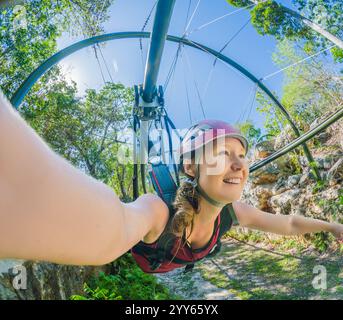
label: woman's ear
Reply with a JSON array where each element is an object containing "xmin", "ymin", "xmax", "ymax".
[{"xmin": 183, "ymin": 163, "xmax": 196, "ymax": 178}]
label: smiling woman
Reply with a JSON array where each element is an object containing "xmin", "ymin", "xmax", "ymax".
[
  {"xmin": 130, "ymin": 120, "xmax": 250, "ymax": 273},
  {"xmin": 0, "ymin": 91, "xmax": 342, "ymax": 272},
  {"xmin": 130, "ymin": 118, "xmax": 343, "ymax": 274},
  {"xmin": 179, "ymin": 120, "xmax": 249, "ymax": 207},
  {"xmin": 170, "ymin": 120, "xmax": 249, "ymax": 239}
]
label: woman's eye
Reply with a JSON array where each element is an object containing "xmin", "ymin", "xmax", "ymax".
[
  {"xmin": 218, "ymin": 151, "xmax": 245, "ymax": 159},
  {"xmin": 219, "ymin": 151, "xmax": 229, "ymax": 156}
]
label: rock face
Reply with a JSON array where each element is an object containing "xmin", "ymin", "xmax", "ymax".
[
  {"xmin": 242, "ymin": 120, "xmax": 343, "ymax": 223},
  {"xmin": 0, "ymin": 259, "xmax": 111, "ymax": 300}
]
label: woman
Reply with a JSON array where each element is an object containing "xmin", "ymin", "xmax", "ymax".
[
  {"xmin": 0, "ymin": 92, "xmax": 342, "ymax": 270},
  {"xmin": 130, "ymin": 120, "xmax": 343, "ymax": 273}
]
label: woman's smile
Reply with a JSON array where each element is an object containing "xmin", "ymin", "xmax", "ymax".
[{"xmin": 223, "ymin": 181, "xmax": 241, "ymax": 186}]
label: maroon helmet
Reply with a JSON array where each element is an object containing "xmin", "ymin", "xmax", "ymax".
[{"xmin": 179, "ymin": 119, "xmax": 248, "ymax": 158}]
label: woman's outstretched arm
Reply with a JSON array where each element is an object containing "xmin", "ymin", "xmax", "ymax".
[
  {"xmin": 233, "ymin": 201, "xmax": 343, "ymax": 240},
  {"xmin": 0, "ymin": 92, "xmax": 157, "ymax": 266}
]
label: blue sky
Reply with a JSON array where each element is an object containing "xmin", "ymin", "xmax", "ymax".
[{"xmin": 56, "ymin": 0, "xmax": 304, "ymax": 134}]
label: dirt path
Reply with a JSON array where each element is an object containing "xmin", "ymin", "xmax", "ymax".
[
  {"xmin": 155, "ymin": 239, "xmax": 343, "ymax": 300},
  {"xmin": 155, "ymin": 263, "xmax": 239, "ymax": 300}
]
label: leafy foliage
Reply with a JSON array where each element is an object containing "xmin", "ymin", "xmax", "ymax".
[
  {"xmin": 237, "ymin": 120, "xmax": 262, "ymax": 156},
  {"xmin": 255, "ymin": 89, "xmax": 285, "ymax": 137},
  {"xmin": 21, "ymin": 81, "xmax": 136, "ymax": 201},
  {"xmin": 256, "ymin": 40, "xmax": 342, "ymax": 139},
  {"xmin": 70, "ymin": 253, "xmax": 180, "ymax": 300},
  {"xmin": 0, "ymin": 0, "xmax": 139, "ymax": 200},
  {"xmin": 273, "ymin": 40, "xmax": 342, "ymax": 121},
  {"xmin": 314, "ymin": 188, "xmax": 343, "ymax": 223},
  {"xmin": 227, "ymin": 0, "xmax": 343, "ymax": 62},
  {"xmin": 0, "ymin": 0, "xmax": 114, "ymax": 97},
  {"xmin": 250, "ymin": 0, "xmax": 311, "ymax": 40}
]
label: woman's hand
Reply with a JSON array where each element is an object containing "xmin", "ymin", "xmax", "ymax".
[{"xmin": 330, "ymin": 223, "xmax": 343, "ymax": 242}]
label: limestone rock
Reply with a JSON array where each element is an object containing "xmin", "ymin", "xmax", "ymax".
[
  {"xmin": 273, "ymin": 124, "xmax": 297, "ymax": 150},
  {"xmin": 287, "ymin": 174, "xmax": 301, "ymax": 188},
  {"xmin": 271, "ymin": 177, "xmax": 288, "ymax": 195},
  {"xmin": 327, "ymin": 157, "xmax": 343, "ymax": 183},
  {"xmin": 273, "ymin": 155, "xmax": 297, "ymax": 174},
  {"xmin": 0, "ymin": 259, "xmax": 112, "ymax": 300},
  {"xmin": 250, "ymin": 164, "xmax": 281, "ymax": 185},
  {"xmin": 254, "ymin": 139, "xmax": 275, "ymax": 159},
  {"xmin": 316, "ymin": 132, "xmax": 331, "ymax": 144},
  {"xmin": 298, "ymin": 170, "xmax": 312, "ymax": 187},
  {"xmin": 270, "ymin": 189, "xmax": 301, "ymax": 215},
  {"xmin": 242, "ymin": 184, "xmax": 274, "ymax": 212}
]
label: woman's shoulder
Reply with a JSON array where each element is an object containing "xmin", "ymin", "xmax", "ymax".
[
  {"xmin": 138, "ymin": 193, "xmax": 170, "ymax": 214},
  {"xmin": 140, "ymin": 193, "xmax": 171, "ymax": 244}
]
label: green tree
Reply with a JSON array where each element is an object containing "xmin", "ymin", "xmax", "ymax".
[
  {"xmin": 237, "ymin": 120, "xmax": 262, "ymax": 152},
  {"xmin": 0, "ymin": 0, "xmax": 114, "ymax": 97},
  {"xmin": 0, "ymin": 1, "xmax": 139, "ymax": 200},
  {"xmin": 227, "ymin": 0, "xmax": 343, "ymax": 61},
  {"xmin": 273, "ymin": 40, "xmax": 342, "ymax": 130},
  {"xmin": 255, "ymin": 90, "xmax": 285, "ymax": 137},
  {"xmin": 67, "ymin": 0, "xmax": 112, "ymax": 37},
  {"xmin": 22, "ymin": 81, "xmax": 136, "ymax": 201},
  {"xmin": 255, "ymin": 39, "xmax": 342, "ymax": 147}
]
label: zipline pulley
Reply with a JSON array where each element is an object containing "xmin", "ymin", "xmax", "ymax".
[{"xmin": 133, "ymin": 85, "xmax": 166, "ymax": 121}]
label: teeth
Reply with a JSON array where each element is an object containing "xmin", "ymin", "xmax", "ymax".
[{"xmin": 224, "ymin": 178, "xmax": 241, "ymax": 184}]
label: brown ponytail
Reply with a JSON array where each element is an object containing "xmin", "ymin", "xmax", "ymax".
[
  {"xmin": 161, "ymin": 175, "xmax": 201, "ymax": 265},
  {"xmin": 171, "ymin": 178, "xmax": 200, "ymax": 239},
  {"xmin": 170, "ymin": 151, "xmax": 202, "ymax": 240},
  {"xmin": 163, "ymin": 155, "xmax": 203, "ymax": 264}
]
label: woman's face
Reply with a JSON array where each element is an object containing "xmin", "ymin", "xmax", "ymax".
[{"xmin": 196, "ymin": 136, "xmax": 249, "ymax": 203}]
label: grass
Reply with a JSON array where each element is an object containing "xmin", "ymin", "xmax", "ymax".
[
  {"xmin": 199, "ymin": 240, "xmax": 342, "ymax": 300},
  {"xmin": 225, "ymin": 227, "xmax": 341, "ymax": 255}
]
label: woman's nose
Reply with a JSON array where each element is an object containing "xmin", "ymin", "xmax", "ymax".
[{"xmin": 230, "ymin": 156, "xmax": 243, "ymax": 171}]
